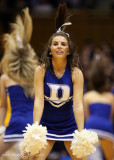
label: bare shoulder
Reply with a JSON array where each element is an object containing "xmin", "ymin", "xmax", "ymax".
[
  {"xmin": 1, "ymin": 74, "xmax": 9, "ymax": 82},
  {"xmin": 35, "ymin": 65, "xmax": 45, "ymax": 74},
  {"xmin": 35, "ymin": 65, "xmax": 46, "ymax": 78},
  {"xmin": 72, "ymin": 67, "xmax": 83, "ymax": 75},
  {"xmin": 104, "ymin": 92, "xmax": 114, "ymax": 103},
  {"xmin": 0, "ymin": 74, "xmax": 9, "ymax": 87},
  {"xmin": 84, "ymin": 90, "xmax": 95, "ymax": 97},
  {"xmin": 72, "ymin": 67, "xmax": 84, "ymax": 83},
  {"xmin": 84, "ymin": 90, "xmax": 95, "ymax": 101}
]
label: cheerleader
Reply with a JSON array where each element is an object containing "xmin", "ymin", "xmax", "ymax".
[
  {"xmin": 0, "ymin": 7, "xmax": 38, "ymax": 156},
  {"xmin": 33, "ymin": 3, "xmax": 85, "ymax": 160}
]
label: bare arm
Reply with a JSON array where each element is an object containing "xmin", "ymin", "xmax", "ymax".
[
  {"xmin": 72, "ymin": 68, "xmax": 84, "ymax": 132},
  {"xmin": 33, "ymin": 66, "xmax": 45, "ymax": 124},
  {"xmin": 83, "ymin": 93, "xmax": 90, "ymax": 120},
  {"xmin": 0, "ymin": 75, "xmax": 7, "ymax": 126}
]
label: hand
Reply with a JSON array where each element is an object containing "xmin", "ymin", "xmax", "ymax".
[{"xmin": 0, "ymin": 125, "xmax": 6, "ymax": 135}]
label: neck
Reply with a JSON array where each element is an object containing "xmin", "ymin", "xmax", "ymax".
[
  {"xmin": 52, "ymin": 58, "xmax": 67, "ymax": 71},
  {"xmin": 52, "ymin": 58, "xmax": 67, "ymax": 78}
]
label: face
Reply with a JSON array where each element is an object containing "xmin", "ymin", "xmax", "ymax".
[{"xmin": 50, "ymin": 36, "xmax": 69, "ymax": 58}]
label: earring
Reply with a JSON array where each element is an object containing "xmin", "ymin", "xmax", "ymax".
[
  {"xmin": 68, "ymin": 53, "xmax": 70, "ymax": 55},
  {"xmin": 49, "ymin": 52, "xmax": 51, "ymax": 55}
]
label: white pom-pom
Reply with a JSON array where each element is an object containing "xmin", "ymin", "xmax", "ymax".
[
  {"xmin": 21, "ymin": 122, "xmax": 47, "ymax": 155},
  {"xmin": 71, "ymin": 129, "xmax": 98, "ymax": 158}
]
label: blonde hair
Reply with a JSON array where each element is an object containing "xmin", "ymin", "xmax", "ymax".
[{"xmin": 1, "ymin": 8, "xmax": 38, "ymax": 98}]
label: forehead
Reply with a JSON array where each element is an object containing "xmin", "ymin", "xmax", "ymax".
[{"xmin": 52, "ymin": 36, "xmax": 68, "ymax": 43}]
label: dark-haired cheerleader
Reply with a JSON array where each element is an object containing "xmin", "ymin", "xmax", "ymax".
[{"xmin": 34, "ymin": 3, "xmax": 85, "ymax": 160}]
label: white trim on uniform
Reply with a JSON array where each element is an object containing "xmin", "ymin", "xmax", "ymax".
[
  {"xmin": 46, "ymin": 133, "xmax": 74, "ymax": 137},
  {"xmin": 4, "ymin": 134, "xmax": 24, "ymax": 138},
  {"xmin": 47, "ymin": 137, "xmax": 73, "ymax": 141},
  {"xmin": 92, "ymin": 129, "xmax": 114, "ymax": 141},
  {"xmin": 4, "ymin": 138, "xmax": 24, "ymax": 142}
]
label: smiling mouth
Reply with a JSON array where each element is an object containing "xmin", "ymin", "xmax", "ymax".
[{"xmin": 56, "ymin": 51, "xmax": 63, "ymax": 54}]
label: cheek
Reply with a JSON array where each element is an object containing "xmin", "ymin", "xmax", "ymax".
[
  {"xmin": 51, "ymin": 46, "xmax": 56, "ymax": 53},
  {"xmin": 65, "ymin": 47, "xmax": 69, "ymax": 53},
  {"xmin": 50, "ymin": 47, "xmax": 54, "ymax": 53}
]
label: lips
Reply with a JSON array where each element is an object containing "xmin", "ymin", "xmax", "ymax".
[{"xmin": 56, "ymin": 51, "xmax": 63, "ymax": 54}]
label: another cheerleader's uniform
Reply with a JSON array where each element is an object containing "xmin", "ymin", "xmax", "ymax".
[
  {"xmin": 85, "ymin": 103, "xmax": 114, "ymax": 141},
  {"xmin": 4, "ymin": 85, "xmax": 34, "ymax": 142},
  {"xmin": 40, "ymin": 64, "xmax": 77, "ymax": 141}
]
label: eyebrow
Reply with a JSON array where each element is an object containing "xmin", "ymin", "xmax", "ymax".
[{"xmin": 53, "ymin": 41, "xmax": 67, "ymax": 43}]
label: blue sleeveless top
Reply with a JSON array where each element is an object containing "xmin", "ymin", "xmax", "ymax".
[
  {"xmin": 40, "ymin": 65, "xmax": 77, "ymax": 141},
  {"xmin": 4, "ymin": 85, "xmax": 34, "ymax": 142},
  {"xmin": 85, "ymin": 103, "xmax": 114, "ymax": 140}
]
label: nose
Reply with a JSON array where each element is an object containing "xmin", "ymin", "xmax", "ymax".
[{"xmin": 58, "ymin": 43, "xmax": 62, "ymax": 48}]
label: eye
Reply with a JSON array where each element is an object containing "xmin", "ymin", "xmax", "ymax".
[
  {"xmin": 53, "ymin": 42, "xmax": 58, "ymax": 46},
  {"xmin": 62, "ymin": 43, "xmax": 67, "ymax": 46}
]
